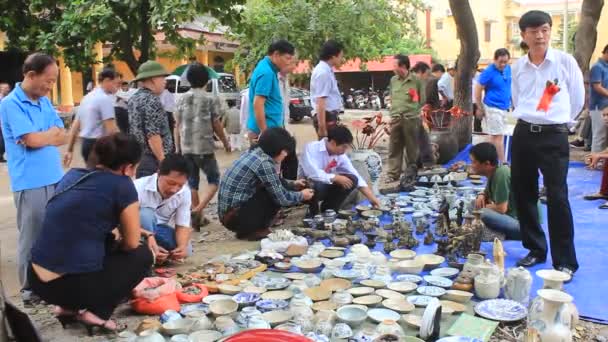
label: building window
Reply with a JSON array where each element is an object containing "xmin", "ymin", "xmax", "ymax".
[
  {"xmin": 436, "ymin": 20, "xmax": 443, "ymax": 30},
  {"xmin": 484, "ymin": 21, "xmax": 492, "ymax": 42}
]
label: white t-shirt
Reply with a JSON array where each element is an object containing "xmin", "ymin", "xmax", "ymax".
[{"xmin": 134, "ymin": 173, "xmax": 192, "ymax": 228}]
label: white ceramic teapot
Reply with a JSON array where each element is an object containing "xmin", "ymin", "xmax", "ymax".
[{"xmin": 504, "ymin": 266, "xmax": 532, "ymax": 305}]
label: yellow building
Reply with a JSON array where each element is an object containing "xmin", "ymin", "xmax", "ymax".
[{"xmin": 416, "ymin": 0, "xmax": 597, "ymax": 66}]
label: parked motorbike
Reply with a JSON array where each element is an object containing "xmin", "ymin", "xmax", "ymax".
[
  {"xmin": 369, "ymin": 90, "xmax": 381, "ymax": 110},
  {"xmin": 383, "ymin": 89, "xmax": 391, "ymax": 109},
  {"xmin": 353, "ymin": 89, "xmax": 368, "ymax": 109}
]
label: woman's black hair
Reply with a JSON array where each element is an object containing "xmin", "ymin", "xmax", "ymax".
[
  {"xmin": 470, "ymin": 142, "xmax": 498, "ymax": 166},
  {"xmin": 327, "ymin": 125, "xmax": 354, "ymax": 145},
  {"xmin": 256, "ymin": 127, "xmax": 296, "ymax": 158},
  {"xmin": 186, "ymin": 63, "xmax": 210, "ymax": 88},
  {"xmin": 22, "ymin": 53, "xmax": 56, "ymax": 75},
  {"xmin": 519, "ymin": 10, "xmax": 552, "ymax": 31},
  {"xmin": 319, "ymin": 40, "xmax": 344, "ymax": 61},
  {"xmin": 88, "ymin": 133, "xmax": 142, "ymax": 170}
]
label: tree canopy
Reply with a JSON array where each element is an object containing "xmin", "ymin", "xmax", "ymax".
[
  {"xmin": 230, "ymin": 0, "xmax": 428, "ymax": 71},
  {"xmin": 0, "ymin": 0, "xmax": 244, "ymax": 74}
]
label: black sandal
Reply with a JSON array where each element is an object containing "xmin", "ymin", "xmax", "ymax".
[
  {"xmin": 77, "ymin": 311, "xmax": 126, "ymax": 336},
  {"xmin": 583, "ymin": 193, "xmax": 608, "ymax": 201},
  {"xmin": 599, "ymin": 202, "xmax": 608, "ymax": 209}
]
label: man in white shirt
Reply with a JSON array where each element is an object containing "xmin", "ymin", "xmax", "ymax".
[
  {"xmin": 310, "ymin": 40, "xmax": 345, "ymax": 138},
  {"xmin": 510, "ymin": 10, "xmax": 584, "ymax": 278},
  {"xmin": 437, "ymin": 63, "xmax": 456, "ymax": 108},
  {"xmin": 135, "ymin": 154, "xmax": 193, "ymax": 261},
  {"xmin": 299, "ymin": 126, "xmax": 381, "ymax": 216},
  {"xmin": 64, "ymin": 68, "xmax": 120, "ymax": 166}
]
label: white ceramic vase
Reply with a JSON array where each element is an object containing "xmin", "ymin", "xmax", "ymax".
[
  {"xmin": 505, "ymin": 266, "xmax": 532, "ymax": 305},
  {"xmin": 527, "ymin": 289, "xmax": 575, "ymax": 342},
  {"xmin": 350, "ymin": 149, "xmax": 382, "ymax": 195}
]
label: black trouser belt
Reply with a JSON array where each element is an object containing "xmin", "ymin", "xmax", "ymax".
[{"xmin": 516, "ymin": 120, "xmax": 569, "ymax": 133}]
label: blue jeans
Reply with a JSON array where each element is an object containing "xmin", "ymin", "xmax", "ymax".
[
  {"xmin": 140, "ymin": 208, "xmax": 192, "ymax": 255},
  {"xmin": 480, "ymin": 208, "xmax": 522, "ymax": 240}
]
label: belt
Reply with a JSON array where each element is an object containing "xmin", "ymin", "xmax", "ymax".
[{"xmin": 516, "ymin": 120, "xmax": 568, "ymax": 134}]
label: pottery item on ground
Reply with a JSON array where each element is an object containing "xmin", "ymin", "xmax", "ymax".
[
  {"xmin": 356, "ymin": 205, "xmax": 372, "ymax": 214},
  {"xmin": 382, "ymin": 298, "xmax": 415, "ymax": 313},
  {"xmin": 319, "ymin": 248, "xmax": 345, "ymax": 258},
  {"xmin": 336, "ymin": 304, "xmax": 368, "ymax": 327},
  {"xmin": 417, "ymin": 286, "xmax": 447, "ymax": 297},
  {"xmin": 462, "ymin": 253, "xmax": 484, "ymax": 276},
  {"xmin": 275, "ymin": 322, "xmax": 304, "ymax": 335},
  {"xmin": 135, "ymin": 318, "xmax": 162, "ymax": 334},
  {"xmin": 397, "ymin": 259, "xmax": 425, "ymax": 274},
  {"xmin": 338, "ymin": 209, "xmax": 357, "ymax": 219},
  {"xmin": 235, "ymin": 306, "xmax": 263, "ymax": 327},
  {"xmin": 395, "ymin": 274, "xmax": 423, "ymax": 284},
  {"xmin": 370, "ymin": 251, "xmax": 388, "ymax": 265},
  {"xmin": 375, "ymin": 319, "xmax": 405, "ymax": 338},
  {"xmin": 274, "ymin": 262, "xmax": 292, "ymax": 271},
  {"xmin": 353, "ymin": 326, "xmax": 379, "ymax": 342},
  {"xmin": 170, "ymin": 334, "xmax": 191, "ymax": 342},
  {"xmin": 347, "ymin": 235, "xmax": 362, "ymax": 245},
  {"xmin": 375, "ymin": 289, "xmax": 405, "ymax": 300},
  {"xmin": 333, "ymin": 269, "xmax": 362, "ymax": 280},
  {"xmin": 160, "ymin": 310, "xmax": 183, "ymax": 323},
  {"xmin": 351, "ymin": 244, "xmax": 372, "ymax": 258},
  {"xmin": 362, "ymin": 209, "xmax": 383, "ymax": 219},
  {"xmin": 420, "ymin": 298, "xmax": 442, "ymax": 341},
  {"xmin": 304, "ymin": 286, "xmax": 332, "ymax": 301},
  {"xmin": 217, "ymin": 284, "xmax": 242, "ymax": 295},
  {"xmin": 117, "ymin": 331, "xmax": 137, "ymax": 342},
  {"xmin": 241, "ymin": 285, "xmax": 267, "ymax": 294},
  {"xmin": 367, "ymin": 308, "xmax": 400, "ymax": 323},
  {"xmin": 504, "ymin": 266, "xmax": 532, "ymax": 305},
  {"xmin": 387, "ymin": 281, "xmax": 417, "ymax": 294},
  {"xmin": 389, "ymin": 249, "xmax": 417, "ymax": 260},
  {"xmin": 416, "ymin": 254, "xmax": 445, "ymax": 270},
  {"xmin": 294, "ymin": 259, "xmax": 323, "ymax": 273},
  {"xmin": 442, "ymin": 289, "xmax": 474, "ymax": 303},
  {"xmin": 189, "ymin": 313, "xmax": 213, "ymax": 330},
  {"xmin": 312, "ymin": 300, "xmax": 338, "ymax": 312},
  {"xmin": 136, "ymin": 329, "xmax": 166, "ymax": 342},
  {"xmin": 474, "ymin": 273, "xmax": 500, "ymax": 300},
  {"xmin": 331, "ymin": 322, "xmax": 353, "ymax": 340},
  {"xmin": 255, "ymin": 299, "xmax": 289, "ymax": 313},
  {"xmin": 323, "ymin": 209, "xmax": 337, "ymax": 223},
  {"xmin": 536, "ymin": 269, "xmax": 571, "ymax": 290},
  {"xmin": 430, "ymin": 267, "xmax": 460, "ymax": 279},
  {"xmin": 262, "ymin": 309, "xmax": 293, "ymax": 327},
  {"xmin": 232, "ymin": 292, "xmax": 261, "ymax": 307},
  {"xmin": 261, "ymin": 290, "xmax": 294, "ymax": 301},
  {"xmin": 527, "ymin": 289, "xmax": 575, "ymax": 342},
  {"xmin": 360, "ymin": 279, "xmax": 387, "ymax": 289},
  {"xmin": 284, "ymin": 272, "xmax": 308, "ymax": 281},
  {"xmin": 402, "ymin": 314, "xmax": 422, "ymax": 328},
  {"xmin": 214, "ymin": 316, "xmax": 239, "ymax": 335},
  {"xmin": 440, "ymin": 300, "xmax": 466, "ymax": 314},
  {"xmin": 424, "ymin": 275, "xmax": 453, "ymax": 288},
  {"xmin": 162, "ymin": 318, "xmax": 195, "ymax": 336},
  {"xmin": 407, "ymin": 295, "xmax": 435, "ymax": 307},
  {"xmin": 330, "ymin": 289, "xmax": 354, "ymax": 307},
  {"xmin": 332, "ymin": 236, "xmax": 350, "ymax": 248},
  {"xmin": 475, "ymin": 298, "xmax": 528, "ymax": 322},
  {"xmin": 209, "ymin": 299, "xmax": 238, "ymax": 316},
  {"xmin": 353, "ymin": 294, "xmax": 383, "ymax": 307},
  {"xmin": 247, "ymin": 316, "xmax": 271, "ymax": 329},
  {"xmin": 189, "ymin": 330, "xmax": 222, "ymax": 342},
  {"xmin": 347, "ymin": 286, "xmax": 375, "ymax": 297}
]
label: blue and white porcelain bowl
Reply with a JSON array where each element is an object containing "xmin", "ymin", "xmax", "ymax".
[
  {"xmin": 232, "ymin": 292, "xmax": 261, "ymax": 307},
  {"xmin": 255, "ymin": 299, "xmax": 289, "ymax": 313}
]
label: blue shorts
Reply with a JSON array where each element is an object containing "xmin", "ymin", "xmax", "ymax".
[{"xmin": 185, "ymin": 153, "xmax": 220, "ymax": 190}]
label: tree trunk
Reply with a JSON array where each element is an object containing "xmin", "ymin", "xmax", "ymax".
[
  {"xmin": 574, "ymin": 0, "xmax": 604, "ymax": 74},
  {"xmin": 449, "ymin": 0, "xmax": 480, "ymax": 150},
  {"xmin": 138, "ymin": 0, "xmax": 153, "ymax": 65}
]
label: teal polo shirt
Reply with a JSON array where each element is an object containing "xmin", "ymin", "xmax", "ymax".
[
  {"xmin": 247, "ymin": 56, "xmax": 283, "ymax": 134},
  {"xmin": 0, "ymin": 83, "xmax": 64, "ymax": 192}
]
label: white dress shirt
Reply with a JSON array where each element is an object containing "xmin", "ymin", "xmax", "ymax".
[
  {"xmin": 310, "ymin": 61, "xmax": 343, "ymax": 113},
  {"xmin": 511, "ymin": 48, "xmax": 584, "ymax": 125},
  {"xmin": 278, "ymin": 73, "xmax": 291, "ymax": 125},
  {"xmin": 298, "ymin": 139, "xmax": 368, "ymax": 188},
  {"xmin": 438, "ymin": 72, "xmax": 454, "ymax": 100},
  {"xmin": 134, "ymin": 173, "xmax": 192, "ymax": 228}
]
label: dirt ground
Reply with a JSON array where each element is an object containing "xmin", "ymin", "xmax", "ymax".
[{"xmin": 0, "ymin": 110, "xmax": 605, "ymax": 341}]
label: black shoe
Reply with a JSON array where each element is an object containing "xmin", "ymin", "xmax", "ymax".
[
  {"xmin": 516, "ymin": 253, "xmax": 546, "ymax": 267},
  {"xmin": 0, "ymin": 158, "xmax": 6, "ymax": 163},
  {"xmin": 569, "ymin": 139, "xmax": 585, "ymax": 148},
  {"xmin": 556, "ymin": 266, "xmax": 575, "ymax": 283}
]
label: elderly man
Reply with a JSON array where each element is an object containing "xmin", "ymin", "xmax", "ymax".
[
  {"xmin": 310, "ymin": 40, "xmax": 345, "ymax": 138},
  {"xmin": 510, "ymin": 10, "xmax": 584, "ymax": 279},
  {"xmin": 128, "ymin": 61, "xmax": 173, "ymax": 178},
  {"xmin": 0, "ymin": 53, "xmax": 67, "ymax": 304},
  {"xmin": 135, "ymin": 154, "xmax": 193, "ymax": 261}
]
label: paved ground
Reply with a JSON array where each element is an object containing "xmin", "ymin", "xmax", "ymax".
[{"xmin": 0, "ymin": 110, "xmax": 601, "ymax": 341}]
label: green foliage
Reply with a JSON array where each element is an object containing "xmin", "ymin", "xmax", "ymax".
[
  {"xmin": 0, "ymin": 0, "xmax": 244, "ymax": 73},
  {"xmin": 230, "ymin": 0, "xmax": 427, "ymax": 71},
  {"xmin": 553, "ymin": 17, "xmax": 577, "ymax": 53}
]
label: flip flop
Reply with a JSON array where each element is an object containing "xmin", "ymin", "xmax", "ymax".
[
  {"xmin": 583, "ymin": 193, "xmax": 608, "ymax": 201},
  {"xmin": 599, "ymin": 202, "xmax": 608, "ymax": 209}
]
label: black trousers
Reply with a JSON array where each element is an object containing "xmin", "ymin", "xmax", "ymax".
[
  {"xmin": 115, "ymin": 107, "xmax": 129, "ymax": 134},
  {"xmin": 511, "ymin": 121, "xmax": 578, "ymax": 271},
  {"xmin": 136, "ymin": 153, "xmax": 159, "ymax": 179},
  {"xmin": 81, "ymin": 138, "xmax": 97, "ymax": 163},
  {"xmin": 281, "ymin": 149, "xmax": 299, "ymax": 180},
  {"xmin": 29, "ymin": 245, "xmax": 153, "ymax": 320},
  {"xmin": 223, "ymin": 188, "xmax": 280, "ymax": 238},
  {"xmin": 308, "ymin": 174, "xmax": 358, "ymax": 217}
]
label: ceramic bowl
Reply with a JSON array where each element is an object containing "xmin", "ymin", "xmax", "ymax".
[
  {"xmin": 389, "ymin": 249, "xmax": 417, "ymax": 260},
  {"xmin": 355, "ymin": 205, "xmax": 372, "ymax": 214},
  {"xmin": 304, "ymin": 286, "xmax": 332, "ymax": 301},
  {"xmin": 170, "ymin": 334, "xmax": 192, "ymax": 342},
  {"xmin": 416, "ymin": 254, "xmax": 446, "ymax": 270},
  {"xmin": 209, "ymin": 299, "xmax": 238, "ymax": 316},
  {"xmin": 274, "ymin": 262, "xmax": 292, "ymax": 270},
  {"xmin": 387, "ymin": 281, "xmax": 417, "ymax": 294},
  {"xmin": 261, "ymin": 290, "xmax": 294, "ymax": 301},
  {"xmin": 137, "ymin": 330, "xmax": 166, "ymax": 342},
  {"xmin": 375, "ymin": 289, "xmax": 405, "ymax": 300},
  {"xmin": 293, "ymin": 259, "xmax": 323, "ymax": 273},
  {"xmin": 232, "ymin": 292, "xmax": 261, "ymax": 307},
  {"xmin": 275, "ymin": 322, "xmax": 304, "ymax": 334},
  {"xmin": 189, "ymin": 330, "xmax": 222, "ymax": 342},
  {"xmin": 312, "ymin": 300, "xmax": 338, "ymax": 312},
  {"xmin": 179, "ymin": 303, "xmax": 210, "ymax": 316},
  {"xmin": 202, "ymin": 294, "xmax": 233, "ymax": 304},
  {"xmin": 217, "ymin": 284, "xmax": 242, "ymax": 295},
  {"xmin": 338, "ymin": 209, "xmax": 357, "ymax": 219},
  {"xmin": 430, "ymin": 267, "xmax": 460, "ymax": 279},
  {"xmin": 360, "ymin": 279, "xmax": 387, "ymax": 289},
  {"xmin": 382, "ymin": 298, "xmax": 415, "ymax": 314},
  {"xmin": 283, "ymin": 273, "xmax": 307, "ymax": 281},
  {"xmin": 319, "ymin": 249, "xmax": 344, "ymax": 259},
  {"xmin": 407, "ymin": 295, "xmax": 435, "ymax": 307},
  {"xmin": 320, "ymin": 278, "xmax": 352, "ymax": 292},
  {"xmin": 361, "ymin": 209, "xmax": 382, "ymax": 219},
  {"xmin": 261, "ymin": 310, "xmax": 293, "ymax": 327},
  {"xmin": 332, "ymin": 322, "xmax": 354, "ymax": 339},
  {"xmin": 162, "ymin": 318, "xmax": 195, "ymax": 335},
  {"xmin": 333, "ymin": 269, "xmax": 362, "ymax": 280},
  {"xmin": 337, "ymin": 305, "xmax": 368, "ymax": 327},
  {"xmin": 423, "ymin": 275, "xmax": 453, "ymax": 288},
  {"xmin": 352, "ymin": 294, "xmax": 383, "ymax": 307},
  {"xmin": 397, "ymin": 260, "xmax": 425, "ymax": 274},
  {"xmin": 347, "ymin": 286, "xmax": 375, "ymax": 297},
  {"xmin": 416, "ymin": 286, "xmax": 447, "ymax": 297},
  {"xmin": 440, "ymin": 300, "xmax": 466, "ymax": 313},
  {"xmin": 367, "ymin": 308, "xmax": 400, "ymax": 323},
  {"xmin": 402, "ymin": 314, "xmax": 422, "ymax": 328},
  {"xmin": 395, "ymin": 274, "xmax": 423, "ymax": 284},
  {"xmin": 442, "ymin": 289, "xmax": 474, "ymax": 303},
  {"xmin": 255, "ymin": 299, "xmax": 289, "ymax": 313}
]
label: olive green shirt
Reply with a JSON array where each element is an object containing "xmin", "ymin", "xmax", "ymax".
[
  {"xmin": 485, "ymin": 165, "xmax": 517, "ymax": 218},
  {"xmin": 389, "ymin": 74, "xmax": 423, "ymax": 118}
]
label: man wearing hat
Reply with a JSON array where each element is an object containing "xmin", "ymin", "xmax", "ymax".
[
  {"xmin": 128, "ymin": 61, "xmax": 174, "ymax": 178},
  {"xmin": 438, "ymin": 62, "xmax": 456, "ymax": 108}
]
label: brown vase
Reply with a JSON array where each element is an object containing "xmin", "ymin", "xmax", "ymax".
[{"xmin": 429, "ymin": 129, "xmax": 459, "ymax": 164}]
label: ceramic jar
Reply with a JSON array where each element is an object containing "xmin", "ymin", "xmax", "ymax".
[
  {"xmin": 351, "ymin": 244, "xmax": 372, "ymax": 258},
  {"xmin": 375, "ymin": 319, "xmax": 405, "ymax": 337},
  {"xmin": 527, "ymin": 289, "xmax": 576, "ymax": 342},
  {"xmin": 323, "ymin": 209, "xmax": 337, "ymax": 223},
  {"xmin": 291, "ymin": 293, "xmax": 313, "ymax": 308},
  {"xmin": 463, "ymin": 253, "xmax": 484, "ymax": 276},
  {"xmin": 313, "ymin": 215, "xmax": 325, "ymax": 229},
  {"xmin": 235, "ymin": 306, "xmax": 262, "ymax": 327},
  {"xmin": 505, "ymin": 266, "xmax": 532, "ymax": 305},
  {"xmin": 331, "ymin": 323, "xmax": 353, "ymax": 340},
  {"xmin": 247, "ymin": 317, "xmax": 271, "ymax": 330},
  {"xmin": 370, "ymin": 251, "xmax": 387, "ymax": 265},
  {"xmin": 330, "ymin": 290, "xmax": 353, "ymax": 308},
  {"xmin": 474, "ymin": 273, "xmax": 501, "ymax": 300},
  {"xmin": 291, "ymin": 302, "xmax": 314, "ymax": 334}
]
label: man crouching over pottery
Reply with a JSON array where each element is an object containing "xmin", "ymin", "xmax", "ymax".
[
  {"xmin": 471, "ymin": 142, "xmax": 523, "ymax": 241},
  {"xmin": 218, "ymin": 127, "xmax": 314, "ymax": 240},
  {"xmin": 135, "ymin": 154, "xmax": 194, "ymax": 262}
]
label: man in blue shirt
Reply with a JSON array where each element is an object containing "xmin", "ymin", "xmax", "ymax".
[
  {"xmin": 0, "ymin": 53, "xmax": 67, "ymax": 304},
  {"xmin": 589, "ymin": 44, "xmax": 608, "ymax": 152},
  {"xmin": 247, "ymin": 40, "xmax": 296, "ymax": 140},
  {"xmin": 310, "ymin": 40, "xmax": 345, "ymax": 139},
  {"xmin": 475, "ymin": 48, "xmax": 512, "ymax": 163}
]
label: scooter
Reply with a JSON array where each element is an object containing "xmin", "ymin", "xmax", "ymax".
[
  {"xmin": 353, "ymin": 89, "xmax": 368, "ymax": 109},
  {"xmin": 369, "ymin": 90, "xmax": 381, "ymax": 110}
]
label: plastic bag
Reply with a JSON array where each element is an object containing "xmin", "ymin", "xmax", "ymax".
[
  {"xmin": 176, "ymin": 283, "xmax": 209, "ymax": 303},
  {"xmin": 260, "ymin": 236, "xmax": 308, "ymax": 253},
  {"xmin": 132, "ymin": 277, "xmax": 179, "ymax": 301}
]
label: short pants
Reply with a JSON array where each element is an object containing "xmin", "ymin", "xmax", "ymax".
[
  {"xmin": 185, "ymin": 153, "xmax": 220, "ymax": 190},
  {"xmin": 482, "ymin": 104, "xmax": 508, "ymax": 136}
]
